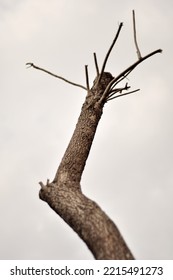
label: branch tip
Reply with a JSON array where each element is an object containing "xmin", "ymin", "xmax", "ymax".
[
  {"xmin": 39, "ymin": 181, "xmax": 44, "ymax": 188},
  {"xmin": 93, "ymin": 52, "xmax": 99, "ymax": 76},
  {"xmin": 26, "ymin": 62, "xmax": 34, "ymax": 68}
]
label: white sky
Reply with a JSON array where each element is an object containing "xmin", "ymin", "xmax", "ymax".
[{"xmin": 0, "ymin": 0, "xmax": 173, "ymax": 260}]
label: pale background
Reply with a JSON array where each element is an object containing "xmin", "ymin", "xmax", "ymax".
[{"xmin": 0, "ymin": 0, "xmax": 172, "ymax": 259}]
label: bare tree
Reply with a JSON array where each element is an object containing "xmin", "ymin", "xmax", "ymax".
[{"xmin": 26, "ymin": 11, "xmax": 162, "ymax": 259}]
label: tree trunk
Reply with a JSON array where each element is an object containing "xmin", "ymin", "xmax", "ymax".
[
  {"xmin": 31, "ymin": 15, "xmax": 161, "ymax": 259},
  {"xmin": 39, "ymin": 72, "xmax": 134, "ymax": 259}
]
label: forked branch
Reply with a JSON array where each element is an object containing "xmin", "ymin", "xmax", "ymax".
[
  {"xmin": 107, "ymin": 89, "xmax": 140, "ymax": 101},
  {"xmin": 94, "ymin": 10, "xmax": 162, "ymax": 103},
  {"xmin": 26, "ymin": 11, "xmax": 162, "ymax": 102},
  {"xmin": 99, "ymin": 48, "xmax": 162, "ymax": 104}
]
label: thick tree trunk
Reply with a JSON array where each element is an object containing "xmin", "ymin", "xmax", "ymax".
[{"xmin": 39, "ymin": 72, "xmax": 134, "ymax": 259}]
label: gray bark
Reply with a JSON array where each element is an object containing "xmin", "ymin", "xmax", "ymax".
[
  {"xmin": 39, "ymin": 72, "xmax": 134, "ymax": 259},
  {"xmin": 33, "ymin": 17, "xmax": 161, "ymax": 259}
]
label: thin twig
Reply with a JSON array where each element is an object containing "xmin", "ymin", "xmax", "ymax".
[
  {"xmin": 108, "ymin": 84, "xmax": 130, "ymax": 99},
  {"xmin": 132, "ymin": 10, "xmax": 142, "ymax": 60},
  {"xmin": 98, "ymin": 48, "xmax": 162, "ymax": 103},
  {"xmin": 26, "ymin": 63, "xmax": 87, "ymax": 90},
  {"xmin": 93, "ymin": 52, "xmax": 99, "ymax": 76},
  {"xmin": 96, "ymin": 22, "xmax": 123, "ymax": 86},
  {"xmin": 107, "ymin": 89, "xmax": 140, "ymax": 101},
  {"xmin": 85, "ymin": 65, "xmax": 90, "ymax": 91},
  {"xmin": 110, "ymin": 69, "xmax": 134, "ymax": 91}
]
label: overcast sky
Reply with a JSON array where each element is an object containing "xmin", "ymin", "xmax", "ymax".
[{"xmin": 0, "ymin": 0, "xmax": 173, "ymax": 260}]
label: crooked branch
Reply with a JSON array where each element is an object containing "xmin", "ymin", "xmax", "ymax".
[{"xmin": 26, "ymin": 62, "xmax": 87, "ymax": 91}]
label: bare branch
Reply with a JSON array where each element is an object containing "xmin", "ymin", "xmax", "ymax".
[
  {"xmin": 107, "ymin": 89, "xmax": 140, "ymax": 101},
  {"xmin": 96, "ymin": 23, "xmax": 123, "ymax": 86},
  {"xmin": 26, "ymin": 62, "xmax": 87, "ymax": 91},
  {"xmin": 98, "ymin": 48, "xmax": 162, "ymax": 103},
  {"xmin": 132, "ymin": 10, "xmax": 142, "ymax": 60},
  {"xmin": 93, "ymin": 52, "xmax": 99, "ymax": 76},
  {"xmin": 107, "ymin": 83, "xmax": 130, "ymax": 100},
  {"xmin": 111, "ymin": 69, "xmax": 133, "ymax": 91},
  {"xmin": 85, "ymin": 65, "xmax": 90, "ymax": 91}
]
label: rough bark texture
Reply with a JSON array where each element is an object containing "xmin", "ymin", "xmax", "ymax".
[
  {"xmin": 28, "ymin": 15, "xmax": 161, "ymax": 260},
  {"xmin": 39, "ymin": 72, "xmax": 134, "ymax": 259}
]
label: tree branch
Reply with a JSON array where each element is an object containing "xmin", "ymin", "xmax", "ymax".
[
  {"xmin": 132, "ymin": 10, "xmax": 142, "ymax": 60},
  {"xmin": 107, "ymin": 89, "xmax": 140, "ymax": 101},
  {"xmin": 106, "ymin": 83, "xmax": 130, "ymax": 100},
  {"xmin": 85, "ymin": 65, "xmax": 90, "ymax": 91},
  {"xmin": 93, "ymin": 52, "xmax": 99, "ymax": 76},
  {"xmin": 110, "ymin": 69, "xmax": 133, "ymax": 91},
  {"xmin": 26, "ymin": 62, "xmax": 87, "ymax": 90},
  {"xmin": 95, "ymin": 23, "xmax": 123, "ymax": 86},
  {"xmin": 99, "ymin": 48, "xmax": 162, "ymax": 103}
]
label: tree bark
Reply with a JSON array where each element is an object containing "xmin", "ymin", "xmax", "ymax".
[
  {"xmin": 39, "ymin": 72, "xmax": 134, "ymax": 259},
  {"xmin": 33, "ymin": 14, "xmax": 162, "ymax": 259}
]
